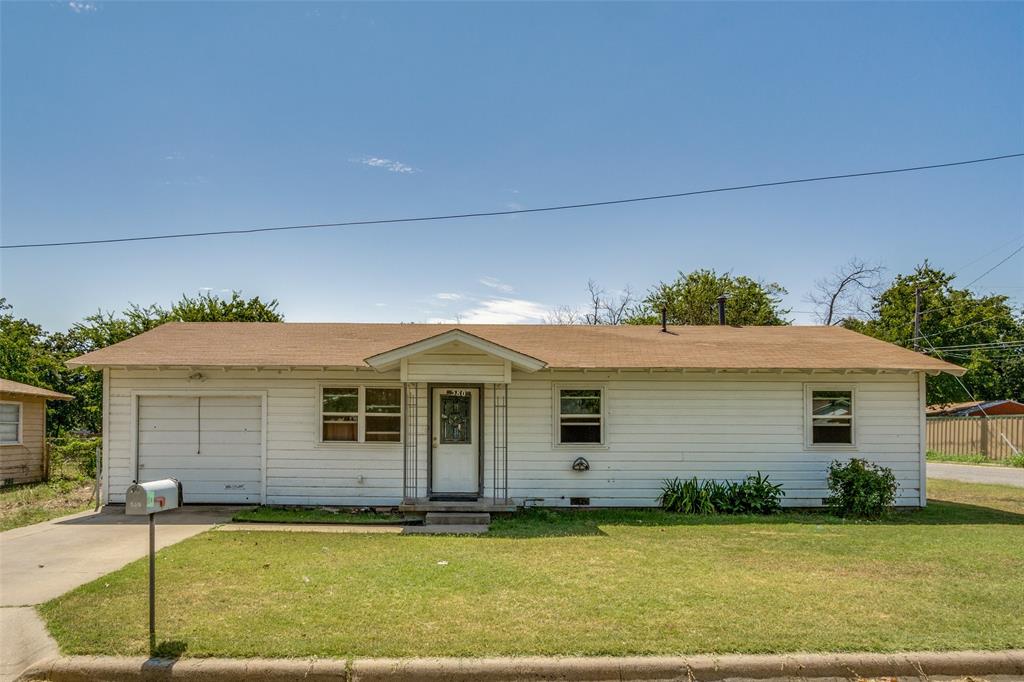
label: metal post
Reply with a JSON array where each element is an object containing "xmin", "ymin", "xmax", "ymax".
[
  {"xmin": 913, "ymin": 287, "xmax": 922, "ymax": 350},
  {"xmin": 93, "ymin": 445, "xmax": 101, "ymax": 511},
  {"xmin": 149, "ymin": 512, "xmax": 156, "ymax": 655}
]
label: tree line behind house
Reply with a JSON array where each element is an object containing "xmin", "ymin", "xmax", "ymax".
[
  {"xmin": 549, "ymin": 260, "xmax": 1023, "ymax": 405},
  {"xmin": 1, "ymin": 258, "xmax": 1021, "ymax": 439}
]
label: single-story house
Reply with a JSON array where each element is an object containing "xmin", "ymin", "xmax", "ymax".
[
  {"xmin": 67, "ymin": 322, "xmax": 961, "ymax": 509},
  {"xmin": 0, "ymin": 378, "xmax": 73, "ymax": 485},
  {"xmin": 926, "ymin": 399, "xmax": 1024, "ymax": 417}
]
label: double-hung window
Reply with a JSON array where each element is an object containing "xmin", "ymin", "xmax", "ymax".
[
  {"xmin": 0, "ymin": 402, "xmax": 21, "ymax": 445},
  {"xmin": 805, "ymin": 386, "xmax": 855, "ymax": 447},
  {"xmin": 555, "ymin": 386, "xmax": 604, "ymax": 445},
  {"xmin": 321, "ymin": 386, "xmax": 402, "ymax": 443}
]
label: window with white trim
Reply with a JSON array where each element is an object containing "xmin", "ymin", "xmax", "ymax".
[
  {"xmin": 555, "ymin": 387, "xmax": 604, "ymax": 445},
  {"xmin": 0, "ymin": 402, "xmax": 21, "ymax": 445},
  {"xmin": 805, "ymin": 386, "xmax": 855, "ymax": 446},
  {"xmin": 321, "ymin": 386, "xmax": 402, "ymax": 443}
]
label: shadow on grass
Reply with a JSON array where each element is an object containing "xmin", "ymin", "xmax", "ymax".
[{"xmin": 486, "ymin": 501, "xmax": 1024, "ymax": 538}]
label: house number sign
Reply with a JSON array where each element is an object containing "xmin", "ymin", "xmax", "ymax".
[{"xmin": 442, "ymin": 389, "xmax": 470, "ymax": 396}]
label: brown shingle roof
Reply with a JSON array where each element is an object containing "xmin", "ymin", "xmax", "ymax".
[
  {"xmin": 0, "ymin": 378, "xmax": 73, "ymax": 400},
  {"xmin": 65, "ymin": 322, "xmax": 963, "ymax": 375}
]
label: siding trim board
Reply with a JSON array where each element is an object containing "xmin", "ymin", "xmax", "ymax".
[{"xmin": 102, "ymin": 367, "xmax": 927, "ymax": 508}]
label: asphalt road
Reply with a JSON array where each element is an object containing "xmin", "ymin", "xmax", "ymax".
[{"xmin": 928, "ymin": 462, "xmax": 1024, "ymax": 488}]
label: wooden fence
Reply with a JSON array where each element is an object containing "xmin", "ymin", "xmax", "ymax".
[{"xmin": 926, "ymin": 415, "xmax": 1024, "ymax": 461}]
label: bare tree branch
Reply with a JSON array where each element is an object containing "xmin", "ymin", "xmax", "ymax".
[
  {"xmin": 547, "ymin": 280, "xmax": 637, "ymax": 325},
  {"xmin": 545, "ymin": 305, "xmax": 583, "ymax": 325},
  {"xmin": 808, "ymin": 258, "xmax": 886, "ymax": 325}
]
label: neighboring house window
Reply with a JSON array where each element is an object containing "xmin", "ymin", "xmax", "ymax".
[
  {"xmin": 805, "ymin": 386, "xmax": 855, "ymax": 447},
  {"xmin": 321, "ymin": 386, "xmax": 402, "ymax": 443},
  {"xmin": 0, "ymin": 402, "xmax": 21, "ymax": 445},
  {"xmin": 555, "ymin": 387, "xmax": 604, "ymax": 445}
]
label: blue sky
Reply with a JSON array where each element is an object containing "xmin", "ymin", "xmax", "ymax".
[{"xmin": 2, "ymin": 1, "xmax": 1022, "ymax": 331}]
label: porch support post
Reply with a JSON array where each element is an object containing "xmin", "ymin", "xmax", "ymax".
[
  {"xmin": 491, "ymin": 382, "xmax": 509, "ymax": 504},
  {"xmin": 404, "ymin": 382, "xmax": 419, "ymax": 502}
]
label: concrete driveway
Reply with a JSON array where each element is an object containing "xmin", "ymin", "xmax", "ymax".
[
  {"xmin": 928, "ymin": 462, "xmax": 1024, "ymax": 487},
  {"xmin": 0, "ymin": 506, "xmax": 235, "ymax": 681}
]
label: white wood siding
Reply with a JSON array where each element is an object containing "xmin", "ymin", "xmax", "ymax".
[
  {"xmin": 105, "ymin": 368, "xmax": 924, "ymax": 507},
  {"xmin": 403, "ymin": 343, "xmax": 509, "ymax": 384}
]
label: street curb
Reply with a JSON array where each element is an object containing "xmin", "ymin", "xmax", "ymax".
[{"xmin": 19, "ymin": 650, "xmax": 1024, "ymax": 681}]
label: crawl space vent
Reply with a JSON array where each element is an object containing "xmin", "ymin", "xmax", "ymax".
[{"xmin": 570, "ymin": 497, "xmax": 590, "ymax": 506}]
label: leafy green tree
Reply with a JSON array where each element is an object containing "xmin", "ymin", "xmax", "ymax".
[
  {"xmin": 627, "ymin": 269, "xmax": 791, "ymax": 326},
  {"xmin": 844, "ymin": 263, "xmax": 1024, "ymax": 404},
  {"xmin": 0, "ymin": 298, "xmax": 65, "ymax": 390},
  {"xmin": 3, "ymin": 292, "xmax": 283, "ymax": 435}
]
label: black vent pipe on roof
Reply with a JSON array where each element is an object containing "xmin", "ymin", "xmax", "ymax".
[
  {"xmin": 661, "ymin": 307, "xmax": 667, "ymax": 332},
  {"xmin": 716, "ymin": 295, "xmax": 727, "ymax": 325}
]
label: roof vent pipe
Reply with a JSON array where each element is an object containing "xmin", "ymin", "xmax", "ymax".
[
  {"xmin": 716, "ymin": 295, "xmax": 727, "ymax": 325},
  {"xmin": 661, "ymin": 307, "xmax": 667, "ymax": 333}
]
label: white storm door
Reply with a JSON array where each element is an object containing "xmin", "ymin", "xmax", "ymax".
[{"xmin": 431, "ymin": 388, "xmax": 479, "ymax": 495}]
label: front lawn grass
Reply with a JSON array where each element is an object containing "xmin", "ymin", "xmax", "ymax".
[
  {"xmin": 40, "ymin": 479, "xmax": 1023, "ymax": 659},
  {"xmin": 0, "ymin": 479, "xmax": 93, "ymax": 532},
  {"xmin": 232, "ymin": 506, "xmax": 404, "ymax": 524}
]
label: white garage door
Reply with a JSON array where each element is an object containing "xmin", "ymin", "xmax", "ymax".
[{"xmin": 137, "ymin": 395, "xmax": 262, "ymax": 503}]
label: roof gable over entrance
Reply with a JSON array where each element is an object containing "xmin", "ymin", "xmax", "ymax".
[{"xmin": 365, "ymin": 329, "xmax": 546, "ymax": 383}]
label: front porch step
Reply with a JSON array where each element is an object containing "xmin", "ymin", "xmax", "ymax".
[
  {"xmin": 424, "ymin": 512, "xmax": 490, "ymax": 526},
  {"xmin": 399, "ymin": 498, "xmax": 517, "ymax": 513}
]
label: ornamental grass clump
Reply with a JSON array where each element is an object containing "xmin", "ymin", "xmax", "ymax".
[
  {"xmin": 659, "ymin": 472, "xmax": 784, "ymax": 514},
  {"xmin": 824, "ymin": 458, "xmax": 897, "ymax": 519}
]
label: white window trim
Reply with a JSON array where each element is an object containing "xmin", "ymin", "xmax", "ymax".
[
  {"xmin": 552, "ymin": 383, "xmax": 607, "ymax": 448},
  {"xmin": 317, "ymin": 383, "xmax": 403, "ymax": 446},
  {"xmin": 803, "ymin": 384, "xmax": 857, "ymax": 450},
  {"xmin": 0, "ymin": 400, "xmax": 23, "ymax": 446}
]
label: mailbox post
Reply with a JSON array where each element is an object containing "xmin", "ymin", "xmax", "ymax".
[{"xmin": 125, "ymin": 479, "xmax": 182, "ymax": 654}]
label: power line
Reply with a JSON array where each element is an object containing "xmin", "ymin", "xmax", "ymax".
[
  {"xmin": 950, "ymin": 234, "xmax": 1024, "ymax": 281},
  {"xmin": 919, "ymin": 314, "xmax": 1004, "ymax": 340},
  {"xmin": 929, "ymin": 339, "xmax": 1024, "ymax": 349},
  {"xmin": 917, "ymin": 234, "xmax": 1024, "ymax": 316},
  {"xmin": 961, "ymin": 243, "xmax": 1024, "ymax": 289},
  {"xmin": 3, "ymin": 152, "xmax": 1023, "ymax": 250}
]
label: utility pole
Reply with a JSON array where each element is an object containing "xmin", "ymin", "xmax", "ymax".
[{"xmin": 913, "ymin": 287, "xmax": 922, "ymax": 350}]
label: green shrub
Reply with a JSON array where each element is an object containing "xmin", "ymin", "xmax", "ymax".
[
  {"xmin": 824, "ymin": 458, "xmax": 897, "ymax": 519},
  {"xmin": 659, "ymin": 472, "xmax": 784, "ymax": 515},
  {"xmin": 1008, "ymin": 453, "xmax": 1024, "ymax": 468},
  {"xmin": 48, "ymin": 435, "xmax": 101, "ymax": 481},
  {"xmin": 734, "ymin": 471, "xmax": 785, "ymax": 514}
]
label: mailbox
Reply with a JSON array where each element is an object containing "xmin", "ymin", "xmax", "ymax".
[{"xmin": 126, "ymin": 479, "xmax": 183, "ymax": 515}]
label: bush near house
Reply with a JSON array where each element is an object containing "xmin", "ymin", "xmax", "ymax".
[
  {"xmin": 824, "ymin": 458, "xmax": 897, "ymax": 519},
  {"xmin": 659, "ymin": 473, "xmax": 784, "ymax": 514}
]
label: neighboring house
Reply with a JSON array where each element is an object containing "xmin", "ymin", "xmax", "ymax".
[
  {"xmin": 67, "ymin": 322, "xmax": 961, "ymax": 509},
  {"xmin": 0, "ymin": 378, "xmax": 73, "ymax": 486},
  {"xmin": 926, "ymin": 399, "xmax": 1024, "ymax": 417}
]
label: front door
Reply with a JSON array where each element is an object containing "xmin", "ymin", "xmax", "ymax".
[{"xmin": 431, "ymin": 387, "xmax": 479, "ymax": 496}]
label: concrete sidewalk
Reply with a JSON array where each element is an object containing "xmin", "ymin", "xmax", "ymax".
[
  {"xmin": 0, "ymin": 506, "xmax": 235, "ymax": 682},
  {"xmin": 929, "ymin": 462, "xmax": 1024, "ymax": 487},
  {"xmin": 20, "ymin": 650, "xmax": 1024, "ymax": 681}
]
